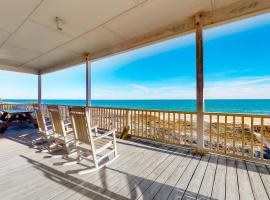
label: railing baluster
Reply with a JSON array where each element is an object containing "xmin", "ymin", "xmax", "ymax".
[
  {"xmin": 184, "ymin": 113, "xmax": 186, "ymax": 145},
  {"xmin": 251, "ymin": 116, "xmax": 254, "ymax": 159},
  {"xmin": 217, "ymin": 115, "xmax": 220, "ymax": 152},
  {"xmin": 121, "ymin": 109, "xmax": 123, "ymax": 132},
  {"xmin": 163, "ymin": 112, "xmax": 165, "ymax": 142},
  {"xmin": 210, "ymin": 114, "xmax": 212, "ymax": 151},
  {"xmin": 136, "ymin": 110, "xmax": 139, "ymax": 136},
  {"xmin": 241, "ymin": 116, "xmax": 245, "ymax": 158},
  {"xmin": 116, "ymin": 109, "xmax": 118, "ymax": 131},
  {"xmin": 190, "ymin": 114, "xmax": 193, "ymax": 146},
  {"xmin": 153, "ymin": 111, "xmax": 155, "ymax": 139},
  {"xmin": 178, "ymin": 113, "xmax": 181, "ymax": 144},
  {"xmin": 261, "ymin": 118, "xmax": 264, "ymax": 159},
  {"xmin": 109, "ymin": 108, "xmax": 111, "ymax": 130},
  {"xmin": 130, "ymin": 110, "xmax": 133, "ymax": 135},
  {"xmin": 168, "ymin": 112, "xmax": 170, "ymax": 143},
  {"xmin": 146, "ymin": 111, "xmax": 148, "ymax": 138},
  {"xmin": 233, "ymin": 115, "xmax": 236, "ymax": 156},
  {"xmin": 159, "ymin": 112, "xmax": 161, "ymax": 141},
  {"xmin": 141, "ymin": 110, "xmax": 144, "ymax": 138},
  {"xmin": 102, "ymin": 108, "xmax": 105, "ymax": 129},
  {"xmin": 224, "ymin": 115, "xmax": 227, "ymax": 154},
  {"xmin": 173, "ymin": 112, "xmax": 176, "ymax": 144}
]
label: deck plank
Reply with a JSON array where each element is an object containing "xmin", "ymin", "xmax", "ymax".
[
  {"xmin": 182, "ymin": 155, "xmax": 210, "ymax": 200},
  {"xmin": 127, "ymin": 148, "xmax": 178, "ymax": 199},
  {"xmin": 114, "ymin": 147, "xmax": 172, "ymax": 198},
  {"xmin": 257, "ymin": 164, "xmax": 270, "ymax": 198},
  {"xmin": 246, "ymin": 161, "xmax": 269, "ymax": 200},
  {"xmin": 226, "ymin": 158, "xmax": 239, "ymax": 200},
  {"xmin": 236, "ymin": 160, "xmax": 254, "ymax": 200},
  {"xmin": 167, "ymin": 155, "xmax": 201, "ymax": 200},
  {"xmin": 212, "ymin": 156, "xmax": 227, "ymax": 200},
  {"xmin": 197, "ymin": 155, "xmax": 218, "ymax": 200},
  {"xmin": 137, "ymin": 149, "xmax": 188, "ymax": 200},
  {"xmin": 153, "ymin": 154, "xmax": 193, "ymax": 200}
]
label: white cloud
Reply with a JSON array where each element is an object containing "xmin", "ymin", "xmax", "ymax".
[
  {"xmin": 205, "ymin": 76, "xmax": 270, "ymax": 99},
  {"xmin": 92, "ymin": 76, "xmax": 270, "ymax": 99}
]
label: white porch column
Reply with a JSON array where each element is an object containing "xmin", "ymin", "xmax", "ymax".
[
  {"xmin": 195, "ymin": 15, "xmax": 204, "ymax": 150},
  {"xmin": 38, "ymin": 74, "xmax": 42, "ymax": 108},
  {"xmin": 86, "ymin": 56, "xmax": 91, "ymax": 107}
]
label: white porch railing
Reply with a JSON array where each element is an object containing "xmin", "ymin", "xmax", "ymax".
[{"xmin": 1, "ymin": 103, "xmax": 270, "ymax": 163}]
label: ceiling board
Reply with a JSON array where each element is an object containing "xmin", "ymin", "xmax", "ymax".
[
  {"xmin": 24, "ymin": 48, "xmax": 79, "ymax": 70},
  {"xmin": 0, "ymin": 44, "xmax": 40, "ymax": 65},
  {"xmin": 6, "ymin": 21, "xmax": 71, "ymax": 54},
  {"xmin": 30, "ymin": 0, "xmax": 137, "ymax": 37},
  {"xmin": 0, "ymin": 29, "xmax": 10, "ymax": 44},
  {"xmin": 0, "ymin": 0, "xmax": 42, "ymax": 33},
  {"xmin": 214, "ymin": 0, "xmax": 241, "ymax": 10},
  {"xmin": 61, "ymin": 27, "xmax": 124, "ymax": 55}
]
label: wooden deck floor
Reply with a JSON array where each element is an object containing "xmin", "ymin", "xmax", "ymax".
[{"xmin": 1, "ymin": 126, "xmax": 270, "ymax": 200}]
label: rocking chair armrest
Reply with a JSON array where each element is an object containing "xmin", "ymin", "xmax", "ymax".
[
  {"xmin": 94, "ymin": 129, "xmax": 116, "ymax": 141},
  {"xmin": 64, "ymin": 122, "xmax": 72, "ymax": 127},
  {"xmin": 91, "ymin": 125, "xmax": 98, "ymax": 131},
  {"xmin": 66, "ymin": 130, "xmax": 74, "ymax": 135}
]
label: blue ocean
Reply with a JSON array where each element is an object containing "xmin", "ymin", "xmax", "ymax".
[{"xmin": 3, "ymin": 99, "xmax": 270, "ymax": 115}]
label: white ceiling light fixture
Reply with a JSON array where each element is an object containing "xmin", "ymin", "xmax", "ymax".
[{"xmin": 55, "ymin": 17, "xmax": 65, "ymax": 31}]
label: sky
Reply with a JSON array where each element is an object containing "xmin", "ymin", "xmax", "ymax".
[{"xmin": 1, "ymin": 13, "xmax": 270, "ymax": 100}]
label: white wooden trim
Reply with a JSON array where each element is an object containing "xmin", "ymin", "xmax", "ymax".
[
  {"xmin": 0, "ymin": 63, "xmax": 38, "ymax": 74},
  {"xmin": 40, "ymin": 56, "xmax": 85, "ymax": 74}
]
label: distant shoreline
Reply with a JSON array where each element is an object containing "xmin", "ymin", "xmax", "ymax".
[{"xmin": 2, "ymin": 99, "xmax": 270, "ymax": 115}]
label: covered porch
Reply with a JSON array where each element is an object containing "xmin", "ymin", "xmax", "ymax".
[{"xmin": 1, "ymin": 0, "xmax": 270, "ymax": 199}]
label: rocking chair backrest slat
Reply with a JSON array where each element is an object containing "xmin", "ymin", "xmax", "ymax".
[
  {"xmin": 48, "ymin": 105, "xmax": 65, "ymax": 136},
  {"xmin": 69, "ymin": 106, "xmax": 92, "ymax": 145},
  {"xmin": 35, "ymin": 109, "xmax": 46, "ymax": 131}
]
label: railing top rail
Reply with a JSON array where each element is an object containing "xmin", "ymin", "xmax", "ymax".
[
  {"xmin": 204, "ymin": 112, "xmax": 270, "ymax": 118},
  {"xmin": 90, "ymin": 106, "xmax": 196, "ymax": 114},
  {"xmin": 1, "ymin": 103, "xmax": 270, "ymax": 117}
]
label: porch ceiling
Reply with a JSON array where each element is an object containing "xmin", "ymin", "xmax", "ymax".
[{"xmin": 0, "ymin": 0, "xmax": 269, "ymax": 75}]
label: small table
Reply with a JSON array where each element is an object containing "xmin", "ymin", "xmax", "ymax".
[{"xmin": 0, "ymin": 110, "xmax": 37, "ymax": 133}]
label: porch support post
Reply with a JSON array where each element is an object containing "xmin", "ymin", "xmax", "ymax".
[
  {"xmin": 86, "ymin": 55, "xmax": 91, "ymax": 107},
  {"xmin": 38, "ymin": 73, "xmax": 42, "ymax": 108},
  {"xmin": 195, "ymin": 15, "xmax": 204, "ymax": 150}
]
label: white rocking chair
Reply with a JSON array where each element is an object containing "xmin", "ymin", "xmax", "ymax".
[
  {"xmin": 66, "ymin": 106, "xmax": 118, "ymax": 175},
  {"xmin": 33, "ymin": 108, "xmax": 53, "ymax": 148},
  {"xmin": 47, "ymin": 105, "xmax": 74, "ymax": 156}
]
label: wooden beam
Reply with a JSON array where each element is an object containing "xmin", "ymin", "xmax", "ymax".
[
  {"xmin": 40, "ymin": 56, "xmax": 85, "ymax": 74},
  {"xmin": 0, "ymin": 63, "xmax": 38, "ymax": 74},
  {"xmin": 202, "ymin": 0, "xmax": 270, "ymax": 28},
  {"xmin": 195, "ymin": 15, "xmax": 204, "ymax": 150}
]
